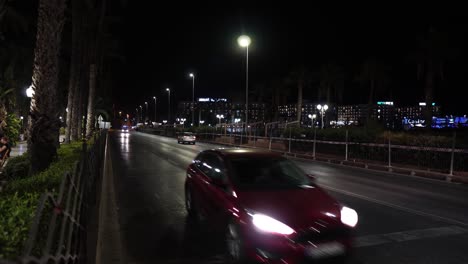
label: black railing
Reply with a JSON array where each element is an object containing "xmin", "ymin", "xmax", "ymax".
[{"xmin": 0, "ymin": 130, "xmax": 107, "ymax": 264}]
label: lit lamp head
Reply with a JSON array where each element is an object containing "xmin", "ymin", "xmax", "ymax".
[{"xmin": 237, "ymin": 35, "xmax": 251, "ymax": 48}]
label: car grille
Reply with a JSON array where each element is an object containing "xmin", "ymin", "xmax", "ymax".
[{"xmin": 293, "ymin": 226, "xmax": 351, "ymax": 244}]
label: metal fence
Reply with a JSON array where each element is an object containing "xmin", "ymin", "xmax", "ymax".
[
  {"xmin": 0, "ymin": 130, "xmax": 107, "ymax": 264},
  {"xmin": 196, "ymin": 130, "xmax": 468, "ymax": 181}
]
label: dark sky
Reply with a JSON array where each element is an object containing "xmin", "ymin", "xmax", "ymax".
[{"xmin": 115, "ymin": 4, "xmax": 468, "ymax": 116}]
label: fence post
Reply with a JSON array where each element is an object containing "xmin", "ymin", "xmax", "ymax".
[
  {"xmin": 240, "ymin": 128, "xmax": 243, "ymax": 147},
  {"xmin": 345, "ymin": 129, "xmax": 348, "ymax": 161},
  {"xmin": 288, "ymin": 127, "xmax": 292, "ymax": 153},
  {"xmin": 388, "ymin": 137, "xmax": 392, "ymax": 169},
  {"xmin": 269, "ymin": 136, "xmax": 272, "ymax": 150},
  {"xmin": 448, "ymin": 131, "xmax": 456, "ymax": 181},
  {"xmin": 254, "ymin": 129, "xmax": 257, "ymax": 147},
  {"xmin": 313, "ymin": 127, "xmax": 317, "ymax": 159}
]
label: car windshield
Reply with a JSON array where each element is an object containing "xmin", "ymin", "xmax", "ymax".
[
  {"xmin": 228, "ymin": 157, "xmax": 312, "ymax": 190},
  {"xmin": 183, "ymin": 133, "xmax": 193, "ymax": 136}
]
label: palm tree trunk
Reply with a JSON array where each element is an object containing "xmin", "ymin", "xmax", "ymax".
[
  {"xmin": 424, "ymin": 63, "xmax": 434, "ymax": 130},
  {"xmin": 28, "ymin": 0, "xmax": 66, "ymax": 174},
  {"xmin": 326, "ymin": 83, "xmax": 331, "ymax": 105},
  {"xmin": 297, "ymin": 80, "xmax": 303, "ymax": 124},
  {"xmin": 366, "ymin": 79, "xmax": 375, "ymax": 124},
  {"xmin": 86, "ymin": 64, "xmax": 96, "ymax": 137},
  {"xmin": 65, "ymin": 0, "xmax": 82, "ymax": 143}
]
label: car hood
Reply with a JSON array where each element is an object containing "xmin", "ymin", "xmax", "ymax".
[{"xmin": 236, "ymin": 186, "xmax": 342, "ymax": 230}]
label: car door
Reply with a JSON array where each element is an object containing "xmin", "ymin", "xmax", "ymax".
[{"xmin": 200, "ymin": 153, "xmax": 235, "ymax": 227}]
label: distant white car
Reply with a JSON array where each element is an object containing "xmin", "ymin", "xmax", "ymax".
[
  {"xmin": 122, "ymin": 125, "xmax": 129, "ymax": 133},
  {"xmin": 177, "ymin": 132, "xmax": 196, "ymax": 144}
]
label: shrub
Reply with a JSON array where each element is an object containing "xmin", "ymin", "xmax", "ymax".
[
  {"xmin": 0, "ymin": 140, "xmax": 85, "ymax": 259},
  {"xmin": 0, "ymin": 192, "xmax": 39, "ymax": 259},
  {"xmin": 3, "ymin": 114, "xmax": 21, "ymax": 146},
  {"xmin": 2, "ymin": 154, "xmax": 30, "ymax": 181}
]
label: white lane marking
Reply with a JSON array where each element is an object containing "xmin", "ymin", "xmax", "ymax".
[
  {"xmin": 320, "ymin": 184, "xmax": 468, "ymax": 227},
  {"xmin": 355, "ymin": 225, "xmax": 468, "ymax": 248}
]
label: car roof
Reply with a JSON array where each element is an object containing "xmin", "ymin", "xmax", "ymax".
[{"xmin": 204, "ymin": 148, "xmax": 283, "ymax": 159}]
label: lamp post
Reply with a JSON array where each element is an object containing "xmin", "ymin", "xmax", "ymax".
[
  {"xmin": 166, "ymin": 88, "xmax": 171, "ymax": 123},
  {"xmin": 308, "ymin": 114, "xmax": 317, "ymax": 127},
  {"xmin": 189, "ymin": 73, "xmax": 195, "ymax": 126},
  {"xmin": 153, "ymin": 96, "xmax": 157, "ymax": 123},
  {"xmin": 139, "ymin": 105, "xmax": 143, "ymax": 121},
  {"xmin": 237, "ymin": 35, "xmax": 251, "ymax": 128},
  {"xmin": 136, "ymin": 108, "xmax": 139, "ymax": 123},
  {"xmin": 316, "ymin": 104, "xmax": 328, "ymax": 129},
  {"xmin": 145, "ymin": 102, "xmax": 148, "ymax": 121},
  {"xmin": 216, "ymin": 114, "xmax": 224, "ymax": 126}
]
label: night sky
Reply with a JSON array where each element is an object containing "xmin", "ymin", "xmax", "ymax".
[{"xmin": 114, "ymin": 4, "xmax": 468, "ymax": 116}]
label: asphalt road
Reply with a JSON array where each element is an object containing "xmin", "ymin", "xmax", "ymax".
[{"xmin": 107, "ymin": 131, "xmax": 468, "ymax": 264}]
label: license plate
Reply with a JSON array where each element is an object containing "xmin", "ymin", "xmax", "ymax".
[{"xmin": 305, "ymin": 242, "xmax": 345, "ymax": 259}]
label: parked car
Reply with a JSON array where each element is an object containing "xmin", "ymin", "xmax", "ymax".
[
  {"xmin": 178, "ymin": 132, "xmax": 196, "ymax": 144},
  {"xmin": 185, "ymin": 149, "xmax": 358, "ymax": 263}
]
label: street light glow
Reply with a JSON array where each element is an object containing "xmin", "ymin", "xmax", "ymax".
[
  {"xmin": 166, "ymin": 88, "xmax": 170, "ymax": 92},
  {"xmin": 189, "ymin": 73, "xmax": 194, "ymax": 77},
  {"xmin": 324, "ymin": 104, "xmax": 329, "ymax": 111},
  {"xmin": 317, "ymin": 104, "xmax": 322, "ymax": 110},
  {"xmin": 26, "ymin": 86, "xmax": 34, "ymax": 98},
  {"xmin": 237, "ymin": 35, "xmax": 251, "ymax": 47}
]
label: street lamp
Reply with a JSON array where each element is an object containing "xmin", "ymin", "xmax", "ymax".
[
  {"xmin": 308, "ymin": 114, "xmax": 317, "ymax": 127},
  {"xmin": 145, "ymin": 101, "xmax": 148, "ymax": 121},
  {"xmin": 216, "ymin": 114, "xmax": 224, "ymax": 126},
  {"xmin": 189, "ymin": 73, "xmax": 195, "ymax": 126},
  {"xmin": 139, "ymin": 105, "xmax": 143, "ymax": 121},
  {"xmin": 26, "ymin": 86, "xmax": 34, "ymax": 98},
  {"xmin": 316, "ymin": 104, "xmax": 328, "ymax": 129},
  {"xmin": 153, "ymin": 96, "xmax": 157, "ymax": 123},
  {"xmin": 238, "ymin": 35, "xmax": 251, "ymax": 127},
  {"xmin": 166, "ymin": 88, "xmax": 171, "ymax": 123}
]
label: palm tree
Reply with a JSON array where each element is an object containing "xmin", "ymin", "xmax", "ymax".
[
  {"xmin": 318, "ymin": 62, "xmax": 344, "ymax": 105},
  {"xmin": 415, "ymin": 27, "xmax": 452, "ymax": 129},
  {"xmin": 86, "ymin": 0, "xmax": 107, "ymax": 137},
  {"xmin": 356, "ymin": 57, "xmax": 390, "ymax": 123},
  {"xmin": 28, "ymin": 0, "xmax": 67, "ymax": 174},
  {"xmin": 286, "ymin": 67, "xmax": 312, "ymax": 124}
]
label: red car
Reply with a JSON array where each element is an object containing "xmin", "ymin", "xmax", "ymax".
[{"xmin": 185, "ymin": 149, "xmax": 358, "ymax": 263}]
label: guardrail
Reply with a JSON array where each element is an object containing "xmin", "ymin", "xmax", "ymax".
[{"xmin": 195, "ymin": 131, "xmax": 468, "ymax": 182}]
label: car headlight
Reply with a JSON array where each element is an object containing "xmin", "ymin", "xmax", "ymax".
[
  {"xmin": 340, "ymin": 206, "xmax": 358, "ymax": 227},
  {"xmin": 251, "ymin": 214, "xmax": 295, "ymax": 235}
]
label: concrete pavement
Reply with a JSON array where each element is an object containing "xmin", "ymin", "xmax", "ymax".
[{"xmin": 100, "ymin": 131, "xmax": 468, "ymax": 264}]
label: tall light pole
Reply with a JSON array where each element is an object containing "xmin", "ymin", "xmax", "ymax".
[
  {"xmin": 136, "ymin": 108, "xmax": 139, "ymax": 123},
  {"xmin": 139, "ymin": 105, "xmax": 143, "ymax": 121},
  {"xmin": 153, "ymin": 96, "xmax": 157, "ymax": 123},
  {"xmin": 189, "ymin": 73, "xmax": 195, "ymax": 126},
  {"xmin": 166, "ymin": 88, "xmax": 171, "ymax": 123},
  {"xmin": 216, "ymin": 114, "xmax": 224, "ymax": 126},
  {"xmin": 316, "ymin": 104, "xmax": 328, "ymax": 129},
  {"xmin": 145, "ymin": 102, "xmax": 148, "ymax": 121},
  {"xmin": 238, "ymin": 35, "xmax": 251, "ymax": 128},
  {"xmin": 308, "ymin": 114, "xmax": 317, "ymax": 127}
]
